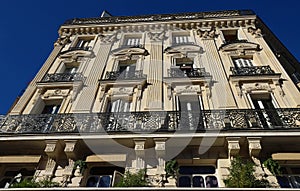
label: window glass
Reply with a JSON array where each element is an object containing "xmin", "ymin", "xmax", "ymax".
[
  {"xmin": 179, "ymin": 176, "xmax": 191, "ymax": 187},
  {"xmin": 222, "ymin": 30, "xmax": 238, "ymax": 42}
]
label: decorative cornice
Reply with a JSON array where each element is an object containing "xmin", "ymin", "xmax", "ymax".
[
  {"xmin": 59, "ymin": 10, "xmax": 257, "ymax": 37},
  {"xmin": 63, "ymin": 10, "xmax": 255, "ymax": 26}
]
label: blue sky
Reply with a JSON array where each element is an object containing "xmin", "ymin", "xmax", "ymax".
[{"xmin": 0, "ymin": 0, "xmax": 299, "ymax": 114}]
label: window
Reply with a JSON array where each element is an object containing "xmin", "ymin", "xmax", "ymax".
[
  {"xmin": 250, "ymin": 94, "xmax": 282, "ymax": 127},
  {"xmin": 233, "ymin": 57, "xmax": 254, "ymax": 68},
  {"xmin": 174, "ymin": 57, "xmax": 194, "ymax": 76},
  {"xmin": 222, "ymin": 30, "xmax": 238, "ymax": 43},
  {"xmin": 70, "ymin": 37, "xmax": 93, "ymax": 51},
  {"xmin": 124, "ymin": 36, "xmax": 141, "ymax": 47},
  {"xmin": 177, "ymin": 95, "xmax": 203, "ymax": 130},
  {"xmin": 173, "ymin": 34, "xmax": 192, "ymax": 44},
  {"xmin": 292, "ymin": 72, "xmax": 300, "ymax": 84},
  {"xmin": 107, "ymin": 99, "xmax": 131, "ymax": 113},
  {"xmin": 0, "ymin": 168, "xmax": 35, "ymax": 188},
  {"xmin": 118, "ymin": 60, "xmax": 137, "ymax": 79},
  {"xmin": 277, "ymin": 167, "xmax": 300, "ymax": 188},
  {"xmin": 41, "ymin": 104, "xmax": 61, "ymax": 114},
  {"xmin": 64, "ymin": 64, "xmax": 79, "ymax": 74},
  {"xmin": 178, "ymin": 166, "xmax": 218, "ymax": 188},
  {"xmin": 86, "ymin": 166, "xmax": 124, "ymax": 188}
]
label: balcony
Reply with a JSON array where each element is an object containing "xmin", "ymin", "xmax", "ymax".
[
  {"xmin": 1, "ymin": 108, "xmax": 299, "ymax": 134},
  {"xmin": 104, "ymin": 70, "xmax": 146, "ymax": 80},
  {"xmin": 230, "ymin": 66, "xmax": 275, "ymax": 76},
  {"xmin": 41, "ymin": 73, "xmax": 84, "ymax": 83},
  {"xmin": 168, "ymin": 68, "xmax": 210, "ymax": 78}
]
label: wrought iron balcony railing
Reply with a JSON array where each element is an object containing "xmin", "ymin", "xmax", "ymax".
[
  {"xmin": 68, "ymin": 46, "xmax": 90, "ymax": 51},
  {"xmin": 41, "ymin": 73, "xmax": 84, "ymax": 83},
  {"xmin": 168, "ymin": 68, "xmax": 210, "ymax": 78},
  {"xmin": 230, "ymin": 66, "xmax": 275, "ymax": 76},
  {"xmin": 1, "ymin": 108, "xmax": 299, "ymax": 134},
  {"xmin": 104, "ymin": 70, "xmax": 146, "ymax": 80}
]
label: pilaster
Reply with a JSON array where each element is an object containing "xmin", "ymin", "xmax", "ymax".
[
  {"xmin": 73, "ymin": 37, "xmax": 114, "ymax": 113},
  {"xmin": 10, "ymin": 45, "xmax": 64, "ymax": 115},
  {"xmin": 199, "ymin": 29, "xmax": 236, "ymax": 109},
  {"xmin": 154, "ymin": 138, "xmax": 167, "ymax": 174}
]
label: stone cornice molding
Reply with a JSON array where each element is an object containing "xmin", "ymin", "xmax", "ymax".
[
  {"xmin": 62, "ymin": 10, "xmax": 255, "ymax": 26},
  {"xmin": 164, "ymin": 44, "xmax": 204, "ymax": 57},
  {"xmin": 59, "ymin": 17, "xmax": 257, "ymax": 37}
]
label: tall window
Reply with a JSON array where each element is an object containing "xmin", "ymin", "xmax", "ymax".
[
  {"xmin": 41, "ymin": 104, "xmax": 61, "ymax": 114},
  {"xmin": 175, "ymin": 57, "xmax": 194, "ymax": 76},
  {"xmin": 107, "ymin": 99, "xmax": 131, "ymax": 113},
  {"xmin": 75, "ymin": 39, "xmax": 91, "ymax": 49},
  {"xmin": 233, "ymin": 57, "xmax": 254, "ymax": 68},
  {"xmin": 118, "ymin": 60, "xmax": 137, "ymax": 79},
  {"xmin": 178, "ymin": 166, "xmax": 218, "ymax": 188},
  {"xmin": 250, "ymin": 94, "xmax": 282, "ymax": 127},
  {"xmin": 64, "ymin": 64, "xmax": 79, "ymax": 74},
  {"xmin": 177, "ymin": 95, "xmax": 202, "ymax": 130},
  {"xmin": 222, "ymin": 30, "xmax": 238, "ymax": 43}
]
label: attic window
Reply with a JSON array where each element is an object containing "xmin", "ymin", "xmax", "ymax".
[{"xmin": 222, "ymin": 30, "xmax": 238, "ymax": 43}]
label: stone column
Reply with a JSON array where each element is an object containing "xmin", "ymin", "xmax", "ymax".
[{"xmin": 145, "ymin": 31, "xmax": 165, "ymax": 110}]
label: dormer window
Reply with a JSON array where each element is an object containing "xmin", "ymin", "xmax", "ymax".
[{"xmin": 70, "ymin": 37, "xmax": 94, "ymax": 51}]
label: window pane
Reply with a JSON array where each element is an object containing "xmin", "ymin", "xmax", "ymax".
[
  {"xmin": 277, "ymin": 176, "xmax": 292, "ymax": 188},
  {"xmin": 86, "ymin": 176, "xmax": 99, "ymax": 187},
  {"xmin": 98, "ymin": 176, "xmax": 111, "ymax": 187},
  {"xmin": 178, "ymin": 176, "xmax": 191, "ymax": 187},
  {"xmin": 205, "ymin": 176, "xmax": 218, "ymax": 187},
  {"xmin": 193, "ymin": 176, "xmax": 204, "ymax": 187}
]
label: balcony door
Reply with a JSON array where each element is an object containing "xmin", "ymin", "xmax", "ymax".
[
  {"xmin": 250, "ymin": 94, "xmax": 282, "ymax": 128},
  {"xmin": 106, "ymin": 98, "xmax": 132, "ymax": 131},
  {"xmin": 177, "ymin": 95, "xmax": 203, "ymax": 130},
  {"xmin": 118, "ymin": 60, "xmax": 137, "ymax": 79},
  {"xmin": 175, "ymin": 58, "xmax": 194, "ymax": 77}
]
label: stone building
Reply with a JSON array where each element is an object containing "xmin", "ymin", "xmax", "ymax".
[{"xmin": 0, "ymin": 9, "xmax": 300, "ymax": 188}]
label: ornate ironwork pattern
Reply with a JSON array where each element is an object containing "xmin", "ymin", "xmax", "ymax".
[
  {"xmin": 104, "ymin": 70, "xmax": 146, "ymax": 80},
  {"xmin": 1, "ymin": 109, "xmax": 299, "ymax": 134},
  {"xmin": 168, "ymin": 68, "xmax": 210, "ymax": 78},
  {"xmin": 230, "ymin": 66, "xmax": 275, "ymax": 76},
  {"xmin": 41, "ymin": 73, "xmax": 84, "ymax": 83},
  {"xmin": 63, "ymin": 10, "xmax": 254, "ymax": 25}
]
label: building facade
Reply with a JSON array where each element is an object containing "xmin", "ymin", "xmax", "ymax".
[{"xmin": 0, "ymin": 10, "xmax": 300, "ymax": 189}]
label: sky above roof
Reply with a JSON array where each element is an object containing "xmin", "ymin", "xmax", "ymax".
[{"xmin": 0, "ymin": 0, "xmax": 299, "ymax": 114}]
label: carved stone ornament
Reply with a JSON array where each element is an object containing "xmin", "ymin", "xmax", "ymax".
[
  {"xmin": 220, "ymin": 41, "xmax": 261, "ymax": 53},
  {"xmin": 175, "ymin": 85, "xmax": 201, "ymax": 95},
  {"xmin": 99, "ymin": 33, "xmax": 117, "ymax": 43},
  {"xmin": 243, "ymin": 83, "xmax": 272, "ymax": 93},
  {"xmin": 196, "ymin": 27, "xmax": 218, "ymax": 39},
  {"xmin": 147, "ymin": 31, "xmax": 166, "ymax": 41},
  {"xmin": 111, "ymin": 46, "xmax": 149, "ymax": 59},
  {"xmin": 247, "ymin": 137, "xmax": 262, "ymax": 157},
  {"xmin": 54, "ymin": 35, "xmax": 71, "ymax": 46},
  {"xmin": 164, "ymin": 44, "xmax": 204, "ymax": 57},
  {"xmin": 59, "ymin": 50, "xmax": 95, "ymax": 63},
  {"xmin": 226, "ymin": 137, "xmax": 241, "ymax": 157},
  {"xmin": 110, "ymin": 87, "xmax": 133, "ymax": 96},
  {"xmin": 247, "ymin": 27, "xmax": 263, "ymax": 38},
  {"xmin": 42, "ymin": 89, "xmax": 70, "ymax": 99}
]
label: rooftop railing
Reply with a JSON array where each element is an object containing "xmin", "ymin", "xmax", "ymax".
[{"xmin": 1, "ymin": 108, "xmax": 299, "ymax": 134}]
